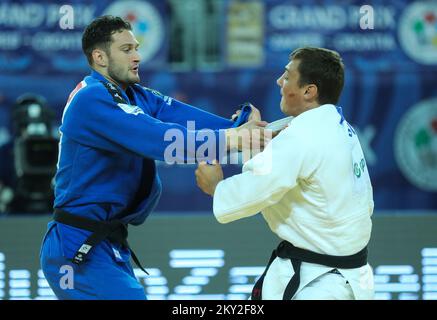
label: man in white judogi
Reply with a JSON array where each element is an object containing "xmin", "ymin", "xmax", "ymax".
[{"xmin": 195, "ymin": 47, "xmax": 375, "ymax": 300}]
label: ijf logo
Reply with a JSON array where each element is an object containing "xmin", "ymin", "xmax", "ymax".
[
  {"xmin": 394, "ymin": 98, "xmax": 437, "ymax": 191},
  {"xmin": 398, "ymin": 1, "xmax": 437, "ymax": 65},
  {"xmin": 103, "ymin": 0, "xmax": 164, "ymax": 64}
]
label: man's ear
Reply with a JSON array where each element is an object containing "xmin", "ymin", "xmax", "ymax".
[
  {"xmin": 304, "ymin": 84, "xmax": 318, "ymax": 101},
  {"xmin": 91, "ymin": 48, "xmax": 108, "ymax": 68}
]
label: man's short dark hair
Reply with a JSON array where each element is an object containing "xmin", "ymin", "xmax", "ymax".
[
  {"xmin": 290, "ymin": 47, "xmax": 345, "ymax": 105},
  {"xmin": 82, "ymin": 15, "xmax": 132, "ymax": 65}
]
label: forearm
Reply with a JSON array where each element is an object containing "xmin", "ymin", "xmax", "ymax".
[{"xmin": 156, "ymin": 99, "xmax": 234, "ymax": 130}]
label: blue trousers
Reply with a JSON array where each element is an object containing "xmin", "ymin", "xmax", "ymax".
[{"xmin": 40, "ymin": 223, "xmax": 147, "ymax": 300}]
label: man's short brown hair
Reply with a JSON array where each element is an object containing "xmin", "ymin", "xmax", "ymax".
[
  {"xmin": 290, "ymin": 47, "xmax": 345, "ymax": 105},
  {"xmin": 82, "ymin": 15, "xmax": 132, "ymax": 65}
]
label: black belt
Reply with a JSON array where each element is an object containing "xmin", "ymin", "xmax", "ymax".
[
  {"xmin": 53, "ymin": 209, "xmax": 148, "ymax": 275},
  {"xmin": 251, "ymin": 240, "xmax": 368, "ymax": 300}
]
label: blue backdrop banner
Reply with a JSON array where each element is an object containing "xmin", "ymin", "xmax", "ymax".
[
  {"xmin": 0, "ymin": 0, "xmax": 168, "ymax": 74},
  {"xmin": 0, "ymin": 0, "xmax": 436, "ymax": 212}
]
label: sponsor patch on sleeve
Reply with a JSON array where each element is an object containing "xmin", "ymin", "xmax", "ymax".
[
  {"xmin": 144, "ymin": 87, "xmax": 173, "ymax": 106},
  {"xmin": 117, "ymin": 103, "xmax": 145, "ymax": 116}
]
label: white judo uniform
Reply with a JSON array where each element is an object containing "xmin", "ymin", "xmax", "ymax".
[{"xmin": 213, "ymin": 104, "xmax": 375, "ymax": 300}]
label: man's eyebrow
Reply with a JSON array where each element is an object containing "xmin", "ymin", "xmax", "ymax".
[
  {"xmin": 285, "ymin": 67, "xmax": 290, "ymax": 73},
  {"xmin": 119, "ymin": 42, "xmax": 140, "ymax": 48}
]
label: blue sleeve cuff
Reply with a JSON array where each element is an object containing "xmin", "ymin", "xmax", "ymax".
[{"xmin": 231, "ymin": 102, "xmax": 252, "ymax": 127}]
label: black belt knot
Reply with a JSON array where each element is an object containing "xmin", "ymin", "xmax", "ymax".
[
  {"xmin": 53, "ymin": 209, "xmax": 148, "ymax": 275},
  {"xmin": 251, "ymin": 240, "xmax": 368, "ymax": 300}
]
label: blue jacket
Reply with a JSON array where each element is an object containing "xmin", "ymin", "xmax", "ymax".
[{"xmin": 52, "ymin": 70, "xmax": 249, "ymax": 262}]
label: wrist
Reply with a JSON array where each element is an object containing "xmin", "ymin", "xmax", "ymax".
[{"xmin": 210, "ymin": 181, "xmax": 220, "ymax": 196}]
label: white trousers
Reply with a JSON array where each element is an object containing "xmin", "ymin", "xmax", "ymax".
[
  {"xmin": 293, "ymin": 272, "xmax": 354, "ymax": 300},
  {"xmin": 262, "ymin": 257, "xmax": 373, "ymax": 300}
]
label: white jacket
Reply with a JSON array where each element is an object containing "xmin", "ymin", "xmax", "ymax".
[{"xmin": 213, "ymin": 104, "xmax": 375, "ymax": 299}]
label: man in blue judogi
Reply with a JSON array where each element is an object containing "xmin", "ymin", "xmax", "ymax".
[{"xmin": 40, "ymin": 15, "xmax": 269, "ymax": 300}]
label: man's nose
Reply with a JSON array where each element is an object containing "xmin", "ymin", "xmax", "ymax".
[
  {"xmin": 133, "ymin": 50, "xmax": 141, "ymax": 63},
  {"xmin": 276, "ymin": 77, "xmax": 282, "ymax": 87}
]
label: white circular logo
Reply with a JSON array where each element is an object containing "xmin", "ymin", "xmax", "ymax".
[
  {"xmin": 394, "ymin": 98, "xmax": 437, "ymax": 191},
  {"xmin": 103, "ymin": 1, "xmax": 164, "ymax": 64},
  {"xmin": 398, "ymin": 1, "xmax": 437, "ymax": 65}
]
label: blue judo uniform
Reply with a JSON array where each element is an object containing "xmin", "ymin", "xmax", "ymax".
[{"xmin": 40, "ymin": 70, "xmax": 250, "ymax": 299}]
